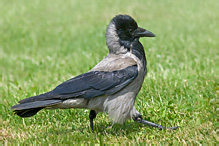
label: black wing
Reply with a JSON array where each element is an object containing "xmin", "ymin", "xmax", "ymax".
[{"xmin": 19, "ymin": 65, "xmax": 138, "ymax": 103}]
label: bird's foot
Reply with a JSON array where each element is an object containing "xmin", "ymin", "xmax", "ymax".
[
  {"xmin": 89, "ymin": 110, "xmax": 97, "ymax": 131},
  {"xmin": 133, "ymin": 114, "xmax": 179, "ymax": 130}
]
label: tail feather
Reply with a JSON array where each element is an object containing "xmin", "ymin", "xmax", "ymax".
[
  {"xmin": 14, "ymin": 108, "xmax": 43, "ymax": 118},
  {"xmin": 11, "ymin": 100, "xmax": 62, "ymax": 118},
  {"xmin": 18, "ymin": 91, "xmax": 53, "ymax": 104},
  {"xmin": 11, "ymin": 100, "xmax": 61, "ymax": 110}
]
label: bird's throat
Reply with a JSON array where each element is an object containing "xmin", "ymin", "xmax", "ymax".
[{"xmin": 119, "ymin": 40, "xmax": 131, "ymax": 51}]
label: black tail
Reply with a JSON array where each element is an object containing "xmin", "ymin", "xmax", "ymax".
[
  {"xmin": 13, "ymin": 108, "xmax": 43, "ymax": 117},
  {"xmin": 11, "ymin": 100, "xmax": 62, "ymax": 118}
]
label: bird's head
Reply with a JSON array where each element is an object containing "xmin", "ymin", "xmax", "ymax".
[{"xmin": 106, "ymin": 15, "xmax": 155, "ymax": 54}]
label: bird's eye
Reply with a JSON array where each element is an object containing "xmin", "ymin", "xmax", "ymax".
[{"xmin": 129, "ymin": 29, "xmax": 133, "ymax": 33}]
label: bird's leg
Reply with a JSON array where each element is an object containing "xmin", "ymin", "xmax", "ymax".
[
  {"xmin": 89, "ymin": 110, "xmax": 96, "ymax": 131},
  {"xmin": 133, "ymin": 114, "xmax": 179, "ymax": 130}
]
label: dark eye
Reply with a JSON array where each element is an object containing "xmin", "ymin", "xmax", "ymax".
[{"xmin": 129, "ymin": 29, "xmax": 133, "ymax": 33}]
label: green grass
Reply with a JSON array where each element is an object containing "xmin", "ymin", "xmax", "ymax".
[{"xmin": 0, "ymin": 0, "xmax": 217, "ymax": 144}]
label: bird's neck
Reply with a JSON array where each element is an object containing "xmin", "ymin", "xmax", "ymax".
[
  {"xmin": 106, "ymin": 37, "xmax": 147, "ymax": 71},
  {"xmin": 106, "ymin": 22, "xmax": 130, "ymax": 55},
  {"xmin": 106, "ymin": 36, "xmax": 129, "ymax": 55},
  {"xmin": 130, "ymin": 38, "xmax": 147, "ymax": 71}
]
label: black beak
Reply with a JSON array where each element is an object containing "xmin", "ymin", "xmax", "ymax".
[{"xmin": 134, "ymin": 27, "xmax": 155, "ymax": 38}]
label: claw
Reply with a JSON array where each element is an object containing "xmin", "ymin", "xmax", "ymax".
[
  {"xmin": 166, "ymin": 126, "xmax": 179, "ymax": 130},
  {"xmin": 133, "ymin": 115, "xmax": 179, "ymax": 130}
]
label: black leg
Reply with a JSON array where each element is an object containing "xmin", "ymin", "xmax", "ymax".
[
  {"xmin": 133, "ymin": 114, "xmax": 179, "ymax": 130},
  {"xmin": 89, "ymin": 110, "xmax": 96, "ymax": 131}
]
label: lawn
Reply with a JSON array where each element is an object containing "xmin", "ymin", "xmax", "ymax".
[{"xmin": 0, "ymin": 0, "xmax": 217, "ymax": 144}]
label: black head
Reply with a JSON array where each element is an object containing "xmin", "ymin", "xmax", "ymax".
[
  {"xmin": 106, "ymin": 15, "xmax": 155, "ymax": 54},
  {"xmin": 112, "ymin": 15, "xmax": 138, "ymax": 41},
  {"xmin": 113, "ymin": 15, "xmax": 155, "ymax": 41}
]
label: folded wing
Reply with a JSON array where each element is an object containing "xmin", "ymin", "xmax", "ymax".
[{"xmin": 17, "ymin": 65, "xmax": 138, "ymax": 104}]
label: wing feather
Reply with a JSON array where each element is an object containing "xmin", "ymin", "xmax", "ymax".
[{"xmin": 19, "ymin": 65, "xmax": 138, "ymax": 102}]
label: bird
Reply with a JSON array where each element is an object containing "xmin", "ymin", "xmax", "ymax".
[{"xmin": 11, "ymin": 14, "xmax": 178, "ymax": 130}]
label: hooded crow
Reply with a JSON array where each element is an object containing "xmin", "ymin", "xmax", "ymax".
[{"xmin": 11, "ymin": 15, "xmax": 178, "ymax": 130}]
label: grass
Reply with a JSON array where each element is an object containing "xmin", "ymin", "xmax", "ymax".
[{"xmin": 0, "ymin": 0, "xmax": 217, "ymax": 144}]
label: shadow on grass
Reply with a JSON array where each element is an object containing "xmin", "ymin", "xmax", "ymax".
[
  {"xmin": 47, "ymin": 120, "xmax": 154, "ymax": 137},
  {"xmin": 95, "ymin": 122, "xmax": 153, "ymax": 135}
]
